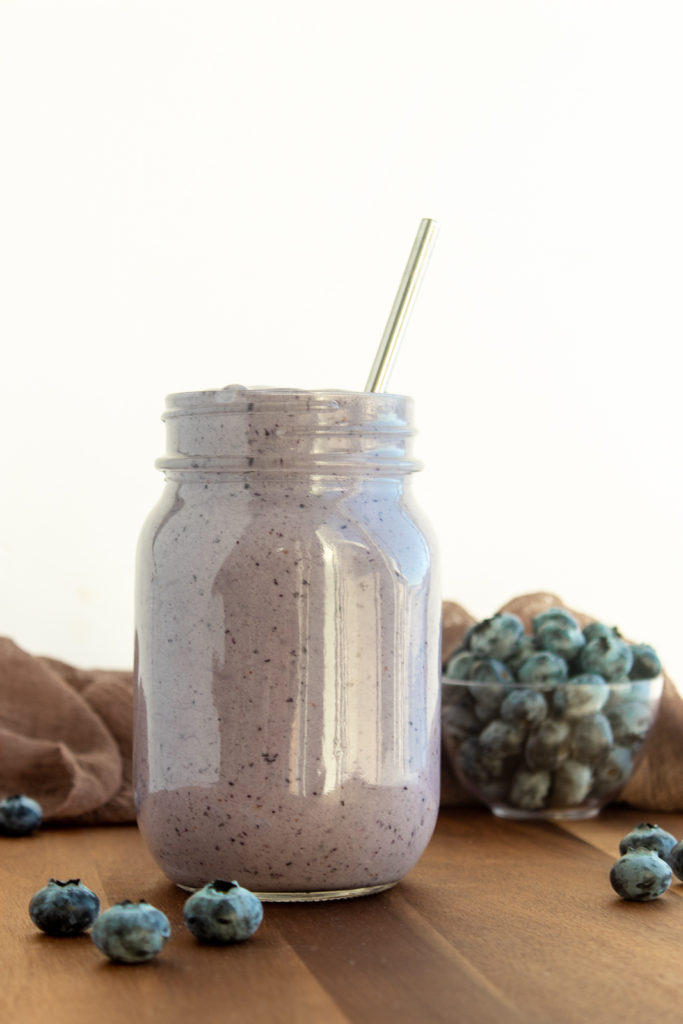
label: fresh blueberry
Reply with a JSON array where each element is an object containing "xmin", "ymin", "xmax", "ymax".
[
  {"xmin": 518, "ymin": 652, "xmax": 569, "ymax": 685},
  {"xmin": 183, "ymin": 880, "xmax": 263, "ymax": 943},
  {"xmin": 570, "ymin": 713, "xmax": 614, "ymax": 763},
  {"xmin": 667, "ymin": 840, "xmax": 683, "ymax": 881},
  {"xmin": 579, "ymin": 635, "xmax": 634, "ymax": 681},
  {"xmin": 0, "ymin": 794, "xmax": 42, "ymax": 836},
  {"xmin": 500, "ymin": 688, "xmax": 548, "ymax": 728},
  {"xmin": 91, "ymin": 900, "xmax": 171, "ymax": 963},
  {"xmin": 605, "ymin": 698, "xmax": 654, "ymax": 749},
  {"xmin": 467, "ymin": 613, "xmax": 525, "ymax": 661},
  {"xmin": 610, "ymin": 847, "xmax": 672, "ymax": 901},
  {"xmin": 551, "ymin": 674, "xmax": 608, "ymax": 719},
  {"xmin": 550, "ymin": 760, "xmax": 593, "ymax": 807},
  {"xmin": 628, "ymin": 644, "xmax": 662, "ymax": 680},
  {"xmin": 478, "ymin": 719, "xmax": 525, "ymax": 758},
  {"xmin": 509, "ymin": 767, "xmax": 551, "ymax": 810},
  {"xmin": 469, "ymin": 658, "xmax": 514, "ymax": 685},
  {"xmin": 444, "ymin": 651, "xmax": 478, "ymax": 680},
  {"xmin": 525, "ymin": 719, "xmax": 571, "ymax": 771},
  {"xmin": 456, "ymin": 737, "xmax": 506, "ymax": 786},
  {"xmin": 506, "ymin": 635, "xmax": 540, "ymax": 676},
  {"xmin": 442, "ymin": 697, "xmax": 480, "ymax": 740},
  {"xmin": 618, "ymin": 823, "xmax": 677, "ymax": 859},
  {"xmin": 29, "ymin": 879, "xmax": 100, "ymax": 936},
  {"xmin": 535, "ymin": 622, "xmax": 586, "ymax": 662},
  {"xmin": 532, "ymin": 608, "xmax": 580, "ymax": 633},
  {"xmin": 591, "ymin": 746, "xmax": 633, "ymax": 797},
  {"xmin": 583, "ymin": 622, "xmax": 620, "ymax": 643}
]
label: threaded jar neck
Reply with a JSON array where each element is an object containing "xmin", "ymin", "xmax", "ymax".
[{"xmin": 155, "ymin": 387, "xmax": 422, "ymax": 476}]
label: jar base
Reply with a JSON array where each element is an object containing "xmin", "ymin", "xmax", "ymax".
[{"xmin": 175, "ymin": 880, "xmax": 398, "ymax": 902}]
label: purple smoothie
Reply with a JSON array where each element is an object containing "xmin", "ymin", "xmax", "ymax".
[{"xmin": 134, "ymin": 387, "xmax": 440, "ymax": 899}]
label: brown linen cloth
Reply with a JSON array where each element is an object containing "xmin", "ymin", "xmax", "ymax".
[{"xmin": 1, "ymin": 591, "xmax": 682, "ymax": 823}]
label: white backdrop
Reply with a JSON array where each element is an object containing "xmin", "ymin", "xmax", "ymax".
[{"xmin": 1, "ymin": 1, "xmax": 681, "ymax": 686}]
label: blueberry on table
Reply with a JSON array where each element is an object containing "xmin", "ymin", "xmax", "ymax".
[
  {"xmin": 29, "ymin": 879, "xmax": 100, "ymax": 936},
  {"xmin": 667, "ymin": 840, "xmax": 683, "ymax": 881},
  {"xmin": 610, "ymin": 848, "xmax": 672, "ymax": 901},
  {"xmin": 579, "ymin": 635, "xmax": 634, "ymax": 681},
  {"xmin": 618, "ymin": 823, "xmax": 677, "ymax": 860},
  {"xmin": 183, "ymin": 880, "xmax": 263, "ymax": 943},
  {"xmin": 91, "ymin": 900, "xmax": 171, "ymax": 963},
  {"xmin": 0, "ymin": 794, "xmax": 42, "ymax": 836},
  {"xmin": 467, "ymin": 613, "xmax": 525, "ymax": 661}
]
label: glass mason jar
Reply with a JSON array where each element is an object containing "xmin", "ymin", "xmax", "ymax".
[{"xmin": 134, "ymin": 386, "xmax": 441, "ymax": 901}]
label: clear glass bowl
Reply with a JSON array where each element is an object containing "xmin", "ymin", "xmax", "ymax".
[{"xmin": 441, "ymin": 675, "xmax": 663, "ymax": 820}]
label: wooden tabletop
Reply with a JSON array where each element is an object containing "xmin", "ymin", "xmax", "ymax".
[{"xmin": 3, "ymin": 806, "xmax": 683, "ymax": 1024}]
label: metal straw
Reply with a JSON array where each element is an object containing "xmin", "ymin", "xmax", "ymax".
[{"xmin": 364, "ymin": 217, "xmax": 439, "ymax": 393}]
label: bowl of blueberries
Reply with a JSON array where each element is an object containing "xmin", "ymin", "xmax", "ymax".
[{"xmin": 441, "ymin": 608, "xmax": 664, "ymax": 820}]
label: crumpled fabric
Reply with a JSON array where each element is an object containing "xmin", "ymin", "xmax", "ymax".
[{"xmin": 440, "ymin": 593, "xmax": 683, "ymax": 812}]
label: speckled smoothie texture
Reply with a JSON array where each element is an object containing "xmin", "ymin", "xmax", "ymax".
[{"xmin": 134, "ymin": 388, "xmax": 441, "ymax": 896}]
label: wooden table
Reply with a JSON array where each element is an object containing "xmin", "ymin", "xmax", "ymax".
[{"xmin": 3, "ymin": 807, "xmax": 683, "ymax": 1023}]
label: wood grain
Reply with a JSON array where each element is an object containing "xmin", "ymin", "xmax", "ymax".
[{"xmin": 2, "ymin": 808, "xmax": 683, "ymax": 1024}]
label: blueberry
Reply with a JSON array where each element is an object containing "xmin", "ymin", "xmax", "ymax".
[
  {"xmin": 509, "ymin": 767, "xmax": 551, "ymax": 810},
  {"xmin": 579, "ymin": 635, "xmax": 634, "ymax": 681},
  {"xmin": 605, "ymin": 698, "xmax": 653, "ymax": 749},
  {"xmin": 444, "ymin": 651, "xmax": 478, "ymax": 680},
  {"xmin": 570, "ymin": 713, "xmax": 614, "ymax": 763},
  {"xmin": 29, "ymin": 879, "xmax": 100, "ymax": 936},
  {"xmin": 535, "ymin": 622, "xmax": 586, "ymax": 662},
  {"xmin": 0, "ymin": 794, "xmax": 42, "ymax": 836},
  {"xmin": 467, "ymin": 613, "xmax": 524, "ymax": 661},
  {"xmin": 591, "ymin": 746, "xmax": 633, "ymax": 797},
  {"xmin": 518, "ymin": 652, "xmax": 569, "ymax": 685},
  {"xmin": 442, "ymin": 698, "xmax": 480, "ymax": 740},
  {"xmin": 457, "ymin": 737, "xmax": 506, "ymax": 785},
  {"xmin": 628, "ymin": 644, "xmax": 662, "ymax": 680},
  {"xmin": 551, "ymin": 674, "xmax": 608, "ymax": 719},
  {"xmin": 183, "ymin": 880, "xmax": 263, "ymax": 943},
  {"xmin": 469, "ymin": 658, "xmax": 514, "ymax": 685},
  {"xmin": 610, "ymin": 847, "xmax": 672, "ymax": 901},
  {"xmin": 667, "ymin": 840, "xmax": 683, "ymax": 881},
  {"xmin": 532, "ymin": 608, "xmax": 580, "ymax": 633},
  {"xmin": 506, "ymin": 635, "xmax": 540, "ymax": 676},
  {"xmin": 618, "ymin": 823, "xmax": 677, "ymax": 859},
  {"xmin": 478, "ymin": 719, "xmax": 525, "ymax": 758},
  {"xmin": 550, "ymin": 760, "xmax": 593, "ymax": 807},
  {"xmin": 583, "ymin": 622, "xmax": 620, "ymax": 643},
  {"xmin": 525, "ymin": 719, "xmax": 571, "ymax": 771},
  {"xmin": 500, "ymin": 688, "xmax": 548, "ymax": 728},
  {"xmin": 91, "ymin": 900, "xmax": 171, "ymax": 963}
]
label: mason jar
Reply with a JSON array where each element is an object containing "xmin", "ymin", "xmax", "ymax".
[{"xmin": 134, "ymin": 386, "xmax": 441, "ymax": 901}]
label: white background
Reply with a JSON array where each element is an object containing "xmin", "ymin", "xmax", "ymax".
[{"xmin": 1, "ymin": 1, "xmax": 681, "ymax": 685}]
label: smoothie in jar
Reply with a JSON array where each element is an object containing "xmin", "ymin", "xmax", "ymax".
[{"xmin": 134, "ymin": 386, "xmax": 440, "ymax": 900}]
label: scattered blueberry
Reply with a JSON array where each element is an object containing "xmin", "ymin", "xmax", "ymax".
[
  {"xmin": 618, "ymin": 823, "xmax": 677, "ymax": 860},
  {"xmin": 0, "ymin": 794, "xmax": 42, "ymax": 836},
  {"xmin": 610, "ymin": 847, "xmax": 672, "ymax": 901},
  {"xmin": 183, "ymin": 880, "xmax": 263, "ymax": 943},
  {"xmin": 29, "ymin": 879, "xmax": 100, "ymax": 936},
  {"xmin": 667, "ymin": 840, "xmax": 683, "ymax": 881},
  {"xmin": 91, "ymin": 900, "xmax": 171, "ymax": 964}
]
